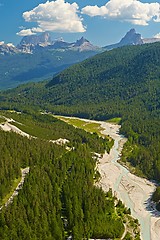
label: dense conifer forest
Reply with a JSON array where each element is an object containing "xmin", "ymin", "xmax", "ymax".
[
  {"xmin": 0, "ymin": 111, "xmax": 139, "ymax": 239},
  {"xmin": 0, "ymin": 48, "xmax": 99, "ymax": 90}
]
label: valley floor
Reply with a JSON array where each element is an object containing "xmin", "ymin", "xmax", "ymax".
[
  {"xmin": 95, "ymin": 121, "xmax": 160, "ymax": 240},
  {"xmin": 1, "ymin": 113, "xmax": 160, "ymax": 239},
  {"xmin": 64, "ymin": 116, "xmax": 160, "ymax": 240}
]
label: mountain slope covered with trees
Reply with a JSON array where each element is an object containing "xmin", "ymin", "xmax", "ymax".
[
  {"xmin": 0, "ymin": 111, "xmax": 139, "ymax": 240},
  {"xmin": 0, "ymin": 48, "xmax": 99, "ymax": 90},
  {"xmin": 0, "ymin": 42, "xmax": 160, "ymax": 182}
]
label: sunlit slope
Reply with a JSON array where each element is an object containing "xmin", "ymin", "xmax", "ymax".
[{"xmin": 0, "ymin": 43, "xmax": 160, "ymax": 180}]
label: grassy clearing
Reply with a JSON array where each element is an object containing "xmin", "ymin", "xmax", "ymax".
[
  {"xmin": 106, "ymin": 117, "xmax": 122, "ymax": 125},
  {"xmin": 0, "ymin": 111, "xmax": 58, "ymax": 140},
  {"xmin": 55, "ymin": 116, "xmax": 104, "ymax": 136},
  {"xmin": 0, "ymin": 116, "xmax": 5, "ymax": 124},
  {"xmin": 1, "ymin": 111, "xmax": 44, "ymax": 138},
  {"xmin": 1, "ymin": 111, "xmax": 110, "ymax": 139},
  {"xmin": 11, "ymin": 120, "xmax": 64, "ymax": 140},
  {"xmin": 1, "ymin": 176, "xmax": 21, "ymax": 206}
]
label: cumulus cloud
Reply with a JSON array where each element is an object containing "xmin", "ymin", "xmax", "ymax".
[
  {"xmin": 17, "ymin": 0, "xmax": 85, "ymax": 36},
  {"xmin": 17, "ymin": 29, "xmax": 37, "ymax": 36},
  {"xmin": 154, "ymin": 33, "xmax": 160, "ymax": 38},
  {"xmin": 82, "ymin": 0, "xmax": 160, "ymax": 26}
]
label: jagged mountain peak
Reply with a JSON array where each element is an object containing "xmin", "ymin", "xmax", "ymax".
[
  {"xmin": 104, "ymin": 28, "xmax": 143, "ymax": 50},
  {"xmin": 17, "ymin": 33, "xmax": 97, "ymax": 52},
  {"xmin": 119, "ymin": 28, "xmax": 143, "ymax": 45},
  {"xmin": 126, "ymin": 28, "xmax": 136, "ymax": 34},
  {"xmin": 0, "ymin": 41, "xmax": 20, "ymax": 55},
  {"xmin": 75, "ymin": 37, "xmax": 89, "ymax": 46}
]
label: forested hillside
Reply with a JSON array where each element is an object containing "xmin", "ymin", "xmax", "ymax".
[
  {"xmin": 0, "ymin": 49, "xmax": 98, "ymax": 90},
  {"xmin": 1, "ymin": 42, "xmax": 160, "ymax": 183},
  {"xmin": 0, "ymin": 111, "xmax": 139, "ymax": 240}
]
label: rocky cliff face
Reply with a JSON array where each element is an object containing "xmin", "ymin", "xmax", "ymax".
[
  {"xmin": 19, "ymin": 32, "xmax": 52, "ymax": 47},
  {"xmin": 104, "ymin": 29, "xmax": 143, "ymax": 50},
  {"xmin": 0, "ymin": 42, "xmax": 20, "ymax": 55},
  {"xmin": 17, "ymin": 33, "xmax": 100, "ymax": 53},
  {"xmin": 73, "ymin": 37, "xmax": 99, "ymax": 52},
  {"xmin": 119, "ymin": 28, "xmax": 143, "ymax": 46},
  {"xmin": 17, "ymin": 32, "xmax": 53, "ymax": 53}
]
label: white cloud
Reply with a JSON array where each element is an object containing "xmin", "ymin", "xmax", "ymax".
[
  {"xmin": 82, "ymin": 0, "xmax": 160, "ymax": 26},
  {"xmin": 17, "ymin": 29, "xmax": 37, "ymax": 36},
  {"xmin": 154, "ymin": 33, "xmax": 160, "ymax": 38},
  {"xmin": 17, "ymin": 0, "xmax": 85, "ymax": 36},
  {"xmin": 32, "ymin": 27, "xmax": 44, "ymax": 33}
]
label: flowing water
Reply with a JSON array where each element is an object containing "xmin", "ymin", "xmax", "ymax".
[{"xmin": 100, "ymin": 122, "xmax": 155, "ymax": 240}]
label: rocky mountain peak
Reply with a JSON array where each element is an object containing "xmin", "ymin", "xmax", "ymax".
[
  {"xmin": 75, "ymin": 37, "xmax": 89, "ymax": 47},
  {"xmin": 0, "ymin": 41, "xmax": 20, "ymax": 55},
  {"xmin": 104, "ymin": 29, "xmax": 144, "ymax": 50},
  {"xmin": 120, "ymin": 28, "xmax": 143, "ymax": 46}
]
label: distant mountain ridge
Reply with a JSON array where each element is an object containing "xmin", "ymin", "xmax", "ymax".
[
  {"xmin": 0, "ymin": 32, "xmax": 99, "ymax": 56},
  {"xmin": 104, "ymin": 29, "xmax": 160, "ymax": 50},
  {"xmin": 1, "ymin": 29, "xmax": 160, "ymax": 89},
  {"xmin": 1, "ymin": 29, "xmax": 160, "ymax": 56},
  {"xmin": 0, "ymin": 33, "xmax": 101, "ymax": 89},
  {"xmin": 17, "ymin": 33, "xmax": 99, "ymax": 54},
  {"xmin": 0, "ymin": 42, "xmax": 20, "ymax": 55}
]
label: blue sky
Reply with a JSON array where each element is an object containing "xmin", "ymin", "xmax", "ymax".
[{"xmin": 1, "ymin": 0, "xmax": 160, "ymax": 46}]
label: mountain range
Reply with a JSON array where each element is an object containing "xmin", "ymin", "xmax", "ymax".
[
  {"xmin": 0, "ymin": 29, "xmax": 160, "ymax": 89},
  {"xmin": 1, "ymin": 32, "xmax": 99, "ymax": 55},
  {"xmin": 1, "ymin": 29, "xmax": 160, "ymax": 56}
]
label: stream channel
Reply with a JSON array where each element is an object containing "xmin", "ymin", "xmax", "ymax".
[
  {"xmin": 98, "ymin": 121, "xmax": 159, "ymax": 240},
  {"xmin": 72, "ymin": 118, "xmax": 159, "ymax": 240}
]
